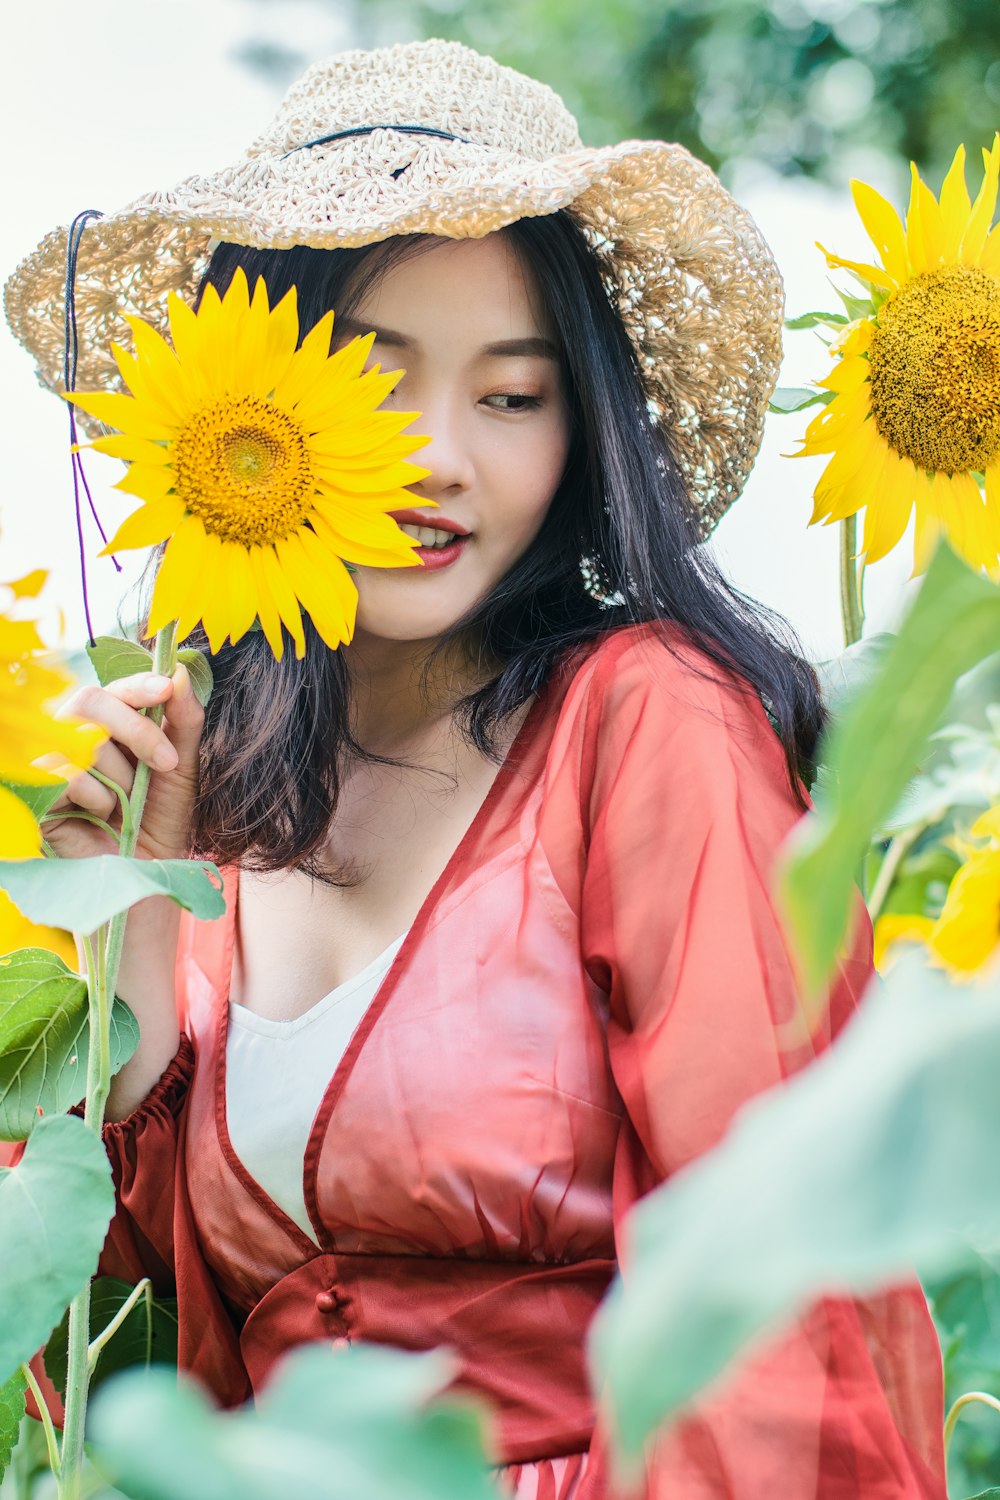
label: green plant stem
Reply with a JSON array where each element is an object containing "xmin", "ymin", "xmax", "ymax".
[
  {"xmin": 87, "ymin": 1279, "xmax": 152, "ymax": 1375},
  {"xmin": 19, "ymin": 1363, "xmax": 60, "ymax": 1480},
  {"xmin": 840, "ymin": 515, "xmax": 867, "ymax": 647},
  {"xmin": 99, "ymin": 621, "xmax": 178, "ymax": 1013},
  {"xmin": 57, "ymin": 622, "xmax": 178, "ymax": 1500},
  {"xmin": 943, "ymin": 1389, "xmax": 1000, "ymax": 1453},
  {"xmin": 866, "ymin": 823, "xmax": 928, "ymax": 923}
]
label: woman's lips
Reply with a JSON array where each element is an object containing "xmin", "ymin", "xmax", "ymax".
[
  {"xmin": 411, "ymin": 533, "xmax": 472, "ymax": 571},
  {"xmin": 389, "ymin": 509, "xmax": 470, "ymax": 536}
]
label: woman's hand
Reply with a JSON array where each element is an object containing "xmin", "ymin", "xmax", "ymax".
[
  {"xmin": 33, "ymin": 663, "xmax": 207, "ymax": 1117},
  {"xmin": 39, "ymin": 664, "xmax": 204, "ymax": 864}
]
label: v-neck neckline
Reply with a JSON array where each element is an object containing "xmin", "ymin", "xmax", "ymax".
[{"xmin": 212, "ymin": 681, "xmax": 552, "ymax": 1256}]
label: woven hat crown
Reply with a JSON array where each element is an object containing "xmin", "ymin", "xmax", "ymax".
[{"xmin": 248, "ymin": 41, "xmax": 583, "ymax": 160}]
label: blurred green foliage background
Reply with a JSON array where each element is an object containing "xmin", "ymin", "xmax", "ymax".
[{"xmin": 236, "ymin": 0, "xmax": 999, "ymax": 187}]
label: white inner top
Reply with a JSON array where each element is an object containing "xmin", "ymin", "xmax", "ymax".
[{"xmin": 226, "ymin": 930, "xmax": 409, "ymax": 1243}]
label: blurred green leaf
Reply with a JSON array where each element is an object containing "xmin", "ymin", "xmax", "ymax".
[
  {"xmin": 0, "ymin": 855, "xmax": 225, "ymax": 933},
  {"xmin": 779, "ymin": 541, "xmax": 1000, "ymax": 996},
  {"xmin": 0, "ymin": 1367, "xmax": 27, "ymax": 1483},
  {"xmin": 813, "ymin": 633, "xmax": 895, "ymax": 720},
  {"xmin": 926, "ymin": 1255, "xmax": 1000, "ymax": 1495},
  {"xmin": 0, "ymin": 1114, "xmax": 114, "ymax": 1384},
  {"xmin": 89, "ymin": 1344, "xmax": 500, "ymax": 1500},
  {"xmin": 0, "ymin": 947, "xmax": 138, "ymax": 1141},
  {"xmin": 44, "ymin": 1277, "xmax": 178, "ymax": 1400},
  {"xmin": 588, "ymin": 954, "xmax": 1000, "ymax": 1474}
]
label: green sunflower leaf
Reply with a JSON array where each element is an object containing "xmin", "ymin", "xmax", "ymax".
[
  {"xmin": 785, "ymin": 309, "xmax": 849, "ymax": 330},
  {"xmin": 767, "ymin": 386, "xmax": 835, "ymax": 414},
  {"xmin": 0, "ymin": 1113, "xmax": 114, "ymax": 1385},
  {"xmin": 44, "ymin": 1276, "xmax": 178, "ymax": 1400},
  {"xmin": 176, "ymin": 648, "xmax": 214, "ymax": 708},
  {"xmin": 83, "ymin": 634, "xmax": 213, "ymax": 708},
  {"xmin": 0, "ymin": 1366, "xmax": 27, "ymax": 1483},
  {"xmin": 0, "ymin": 948, "xmax": 139, "ymax": 1142},
  {"xmin": 85, "ymin": 636, "xmax": 154, "ymax": 688},
  {"xmin": 0, "ymin": 855, "xmax": 225, "ymax": 934},
  {"xmin": 0, "ymin": 778, "xmax": 66, "ymax": 824}
]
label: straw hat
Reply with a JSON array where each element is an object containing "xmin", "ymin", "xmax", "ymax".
[{"xmin": 3, "ymin": 39, "xmax": 783, "ymax": 536}]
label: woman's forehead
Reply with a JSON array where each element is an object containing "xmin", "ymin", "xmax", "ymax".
[{"xmin": 348, "ymin": 232, "xmax": 555, "ymax": 346}]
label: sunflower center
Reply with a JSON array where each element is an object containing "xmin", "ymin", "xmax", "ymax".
[
  {"xmin": 868, "ymin": 265, "xmax": 1000, "ymax": 474},
  {"xmin": 173, "ymin": 396, "xmax": 313, "ymax": 546}
]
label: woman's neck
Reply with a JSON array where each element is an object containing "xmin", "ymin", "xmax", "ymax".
[{"xmin": 344, "ymin": 631, "xmax": 496, "ymax": 755}]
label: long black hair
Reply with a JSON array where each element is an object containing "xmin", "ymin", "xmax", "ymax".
[{"xmin": 133, "ymin": 210, "xmax": 825, "ymax": 883}]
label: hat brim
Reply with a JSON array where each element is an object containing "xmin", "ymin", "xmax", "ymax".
[{"xmin": 3, "ymin": 133, "xmax": 782, "ymax": 534}]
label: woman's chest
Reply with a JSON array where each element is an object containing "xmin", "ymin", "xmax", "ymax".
[{"xmin": 232, "ymin": 747, "xmax": 513, "ymax": 1021}]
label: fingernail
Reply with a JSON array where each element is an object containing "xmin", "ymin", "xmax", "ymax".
[
  {"xmin": 145, "ymin": 674, "xmax": 171, "ymax": 694},
  {"xmin": 172, "ymin": 663, "xmax": 192, "ymax": 699},
  {"xmin": 153, "ymin": 745, "xmax": 178, "ymax": 771}
]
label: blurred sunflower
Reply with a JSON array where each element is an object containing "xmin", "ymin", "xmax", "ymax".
[
  {"xmin": 0, "ymin": 566, "xmax": 106, "ymax": 960},
  {"xmin": 874, "ymin": 806, "xmax": 1000, "ymax": 980},
  {"xmin": 67, "ymin": 267, "xmax": 430, "ymax": 659},
  {"xmin": 796, "ymin": 136, "xmax": 1000, "ymax": 573}
]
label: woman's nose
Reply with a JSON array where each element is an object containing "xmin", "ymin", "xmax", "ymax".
[{"xmin": 406, "ymin": 401, "xmax": 475, "ymax": 498}]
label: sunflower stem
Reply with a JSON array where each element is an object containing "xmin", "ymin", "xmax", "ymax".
[
  {"xmin": 58, "ymin": 621, "xmax": 178, "ymax": 1500},
  {"xmin": 840, "ymin": 515, "xmax": 866, "ymax": 646},
  {"xmin": 944, "ymin": 1390, "xmax": 1000, "ymax": 1454}
]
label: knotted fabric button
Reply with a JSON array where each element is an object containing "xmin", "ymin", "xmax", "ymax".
[{"xmin": 315, "ymin": 1289, "xmax": 339, "ymax": 1315}]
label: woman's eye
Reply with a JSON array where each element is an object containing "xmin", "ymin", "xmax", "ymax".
[{"xmin": 482, "ymin": 394, "xmax": 542, "ymax": 412}]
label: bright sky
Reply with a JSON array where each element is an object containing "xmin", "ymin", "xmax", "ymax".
[{"xmin": 1, "ymin": 0, "xmax": 916, "ymax": 664}]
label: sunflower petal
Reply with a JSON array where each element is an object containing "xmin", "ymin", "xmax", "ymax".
[
  {"xmin": 938, "ymin": 144, "xmax": 972, "ymax": 260},
  {"xmin": 219, "ymin": 541, "xmax": 259, "ymax": 644},
  {"xmin": 860, "ymin": 442, "xmax": 913, "ymax": 564},
  {"xmin": 112, "ymin": 463, "xmax": 177, "ymax": 504},
  {"xmin": 816, "ymin": 241, "xmax": 895, "ymax": 291},
  {"xmin": 851, "ymin": 179, "xmax": 909, "ymax": 285},
  {"xmin": 259, "ymin": 545, "xmax": 306, "ymax": 658},
  {"xmin": 961, "ymin": 134, "xmax": 1000, "ymax": 266},
  {"xmin": 275, "ymin": 532, "xmax": 356, "ymax": 649},
  {"xmin": 147, "ymin": 519, "xmax": 210, "ymax": 640},
  {"xmin": 259, "ymin": 284, "xmax": 300, "ymax": 395},
  {"xmin": 905, "ymin": 162, "xmax": 944, "ymax": 272},
  {"xmin": 99, "ymin": 496, "xmax": 185, "ymax": 555},
  {"xmin": 88, "ymin": 433, "xmax": 172, "ymax": 466},
  {"xmin": 64, "ymin": 390, "xmax": 175, "ymax": 440},
  {"xmin": 247, "ymin": 547, "xmax": 286, "ymax": 659}
]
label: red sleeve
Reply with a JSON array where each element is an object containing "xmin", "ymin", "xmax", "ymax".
[
  {"xmin": 95, "ymin": 1034, "xmax": 195, "ymax": 1291},
  {"xmin": 578, "ymin": 626, "xmax": 946, "ymax": 1499},
  {"xmin": 95, "ymin": 1033, "xmax": 249, "ymax": 1406}
]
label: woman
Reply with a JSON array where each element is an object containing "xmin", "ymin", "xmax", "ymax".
[{"xmin": 6, "ymin": 39, "xmax": 945, "ymax": 1498}]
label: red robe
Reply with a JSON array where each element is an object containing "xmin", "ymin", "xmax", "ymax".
[{"xmin": 87, "ymin": 621, "xmax": 946, "ymax": 1497}]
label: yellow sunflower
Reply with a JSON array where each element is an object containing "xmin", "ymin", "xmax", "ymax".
[
  {"xmin": 796, "ymin": 136, "xmax": 1000, "ymax": 574},
  {"xmin": 874, "ymin": 806, "xmax": 1000, "ymax": 980},
  {"xmin": 67, "ymin": 267, "xmax": 431, "ymax": 659},
  {"xmin": 0, "ymin": 567, "xmax": 106, "ymax": 858}
]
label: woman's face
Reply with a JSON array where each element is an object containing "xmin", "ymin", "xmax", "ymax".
[{"xmin": 336, "ymin": 232, "xmax": 571, "ymax": 649}]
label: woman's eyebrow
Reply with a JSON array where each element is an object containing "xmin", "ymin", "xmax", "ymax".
[{"xmin": 336, "ymin": 316, "xmax": 558, "ymax": 359}]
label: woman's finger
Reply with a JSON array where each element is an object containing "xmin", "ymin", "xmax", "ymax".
[
  {"xmin": 62, "ymin": 681, "xmax": 179, "ymax": 773},
  {"xmin": 159, "ymin": 664, "xmax": 205, "ymax": 778},
  {"xmin": 39, "ymin": 739, "xmax": 139, "ymax": 818}
]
